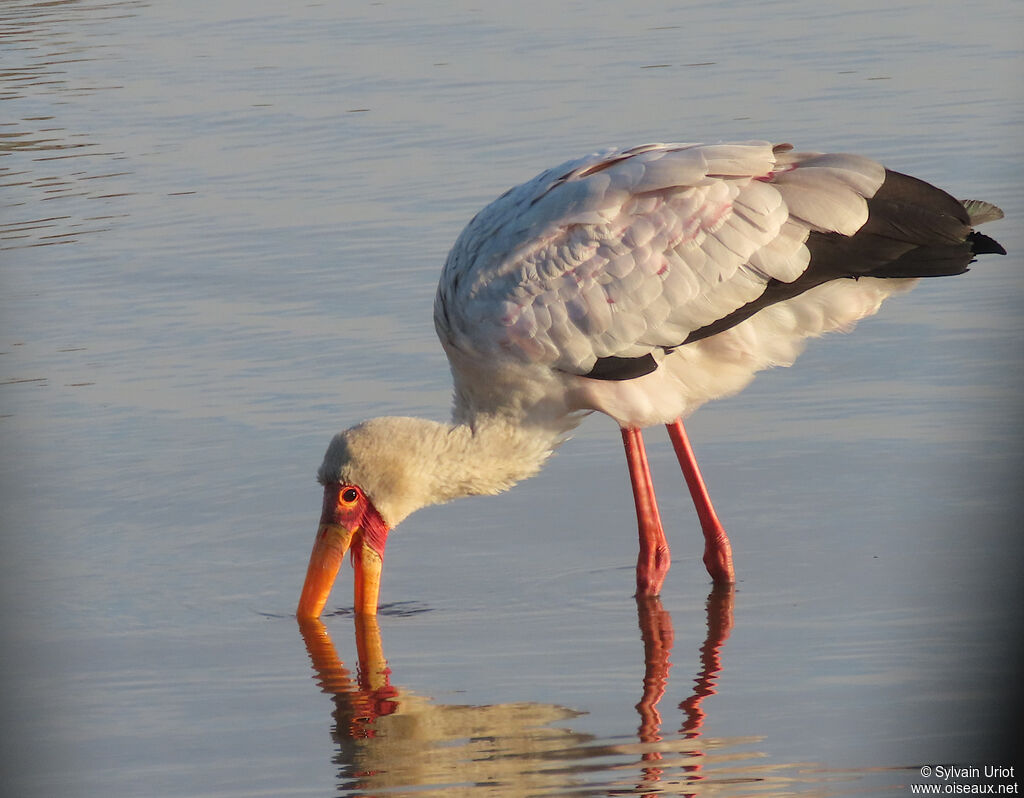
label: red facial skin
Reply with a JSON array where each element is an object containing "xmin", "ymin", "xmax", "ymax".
[{"xmin": 297, "ymin": 483, "xmax": 390, "ymax": 619}]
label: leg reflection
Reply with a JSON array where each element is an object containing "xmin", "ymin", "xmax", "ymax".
[
  {"xmin": 634, "ymin": 585, "xmax": 736, "ymax": 795},
  {"xmin": 635, "ymin": 595, "xmax": 675, "ymax": 791},
  {"xmin": 681, "ymin": 584, "xmax": 735, "ymax": 736}
]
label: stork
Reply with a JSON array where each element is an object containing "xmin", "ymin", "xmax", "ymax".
[{"xmin": 297, "ymin": 141, "xmax": 1005, "ymax": 618}]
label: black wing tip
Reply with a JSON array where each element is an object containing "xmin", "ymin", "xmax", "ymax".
[{"xmin": 968, "ymin": 230, "xmax": 1007, "ymax": 257}]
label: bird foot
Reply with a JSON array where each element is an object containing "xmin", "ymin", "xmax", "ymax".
[
  {"xmin": 635, "ymin": 544, "xmax": 671, "ymax": 596},
  {"xmin": 702, "ymin": 532, "xmax": 735, "ymax": 584}
]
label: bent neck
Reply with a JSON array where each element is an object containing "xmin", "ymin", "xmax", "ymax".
[
  {"xmin": 427, "ymin": 413, "xmax": 561, "ymax": 504},
  {"xmin": 322, "ymin": 413, "xmax": 567, "ymax": 529}
]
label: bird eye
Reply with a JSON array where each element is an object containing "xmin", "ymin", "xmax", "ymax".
[{"xmin": 341, "ymin": 487, "xmax": 359, "ymax": 504}]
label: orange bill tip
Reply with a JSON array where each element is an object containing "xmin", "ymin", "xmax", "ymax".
[
  {"xmin": 297, "ymin": 523, "xmax": 355, "ymax": 619},
  {"xmin": 352, "ymin": 544, "xmax": 383, "ymax": 617}
]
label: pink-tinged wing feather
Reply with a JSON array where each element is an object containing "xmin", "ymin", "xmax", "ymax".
[{"xmin": 434, "ymin": 142, "xmax": 884, "ymax": 377}]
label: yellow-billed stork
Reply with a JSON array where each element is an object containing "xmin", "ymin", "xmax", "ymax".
[{"xmin": 297, "ymin": 141, "xmax": 1005, "ymax": 618}]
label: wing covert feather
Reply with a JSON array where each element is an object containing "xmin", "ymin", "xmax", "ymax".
[{"xmin": 435, "ymin": 142, "xmax": 884, "ymax": 376}]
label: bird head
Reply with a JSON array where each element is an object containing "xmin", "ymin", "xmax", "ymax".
[
  {"xmin": 296, "ymin": 417, "xmax": 454, "ymax": 619},
  {"xmin": 296, "ymin": 479, "xmax": 390, "ymax": 619},
  {"xmin": 296, "ymin": 415, "xmax": 557, "ymax": 618}
]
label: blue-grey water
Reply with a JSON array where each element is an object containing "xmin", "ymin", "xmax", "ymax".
[{"xmin": 2, "ymin": 1, "xmax": 1022, "ymax": 795}]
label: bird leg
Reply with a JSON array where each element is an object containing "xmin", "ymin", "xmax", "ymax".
[
  {"xmin": 666, "ymin": 419, "xmax": 735, "ymax": 584},
  {"xmin": 621, "ymin": 427, "xmax": 671, "ymax": 596}
]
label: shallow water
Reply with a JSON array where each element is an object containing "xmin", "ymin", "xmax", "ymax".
[{"xmin": 2, "ymin": 0, "xmax": 1023, "ymax": 795}]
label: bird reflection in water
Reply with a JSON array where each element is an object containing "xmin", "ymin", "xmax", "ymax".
[
  {"xmin": 297, "ymin": 587, "xmax": 756, "ymax": 797},
  {"xmin": 298, "ymin": 614, "xmax": 585, "ymax": 793}
]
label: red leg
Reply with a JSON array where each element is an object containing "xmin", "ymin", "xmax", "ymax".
[
  {"xmin": 621, "ymin": 427, "xmax": 671, "ymax": 596},
  {"xmin": 665, "ymin": 419, "xmax": 735, "ymax": 584}
]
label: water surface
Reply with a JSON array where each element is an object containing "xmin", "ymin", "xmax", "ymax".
[{"xmin": 2, "ymin": 1, "xmax": 1022, "ymax": 795}]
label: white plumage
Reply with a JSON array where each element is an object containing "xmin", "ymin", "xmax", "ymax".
[
  {"xmin": 298, "ymin": 140, "xmax": 1004, "ymax": 618},
  {"xmin": 437, "ymin": 142, "xmax": 896, "ymax": 428}
]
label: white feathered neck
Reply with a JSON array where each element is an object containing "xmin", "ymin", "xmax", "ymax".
[{"xmin": 317, "ymin": 414, "xmax": 563, "ymax": 529}]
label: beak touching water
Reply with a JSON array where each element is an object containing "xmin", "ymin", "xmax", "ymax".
[{"xmin": 297, "ymin": 483, "xmax": 388, "ymax": 619}]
